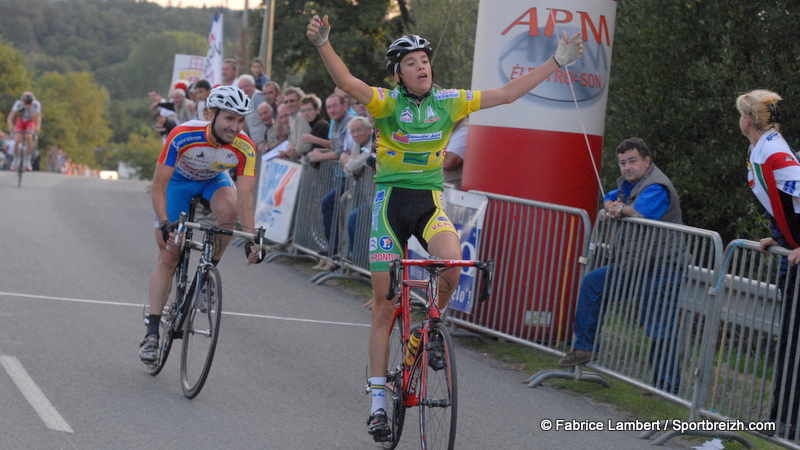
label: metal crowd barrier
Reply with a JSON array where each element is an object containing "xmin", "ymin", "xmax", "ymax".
[
  {"xmin": 447, "ymin": 192, "xmax": 592, "ymax": 356},
  {"xmin": 696, "ymin": 240, "xmax": 800, "ymax": 448},
  {"xmin": 273, "ymin": 159, "xmax": 373, "ymax": 285}
]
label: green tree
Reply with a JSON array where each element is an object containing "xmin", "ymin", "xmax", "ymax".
[
  {"xmin": 34, "ymin": 71, "xmax": 112, "ymax": 166},
  {"xmin": 115, "ymin": 132, "xmax": 162, "ymax": 181},
  {"xmin": 604, "ymin": 0, "xmax": 800, "ymax": 242},
  {"xmin": 401, "ymin": 0, "xmax": 479, "ymax": 89},
  {"xmin": 250, "ymin": 0, "xmax": 394, "ymax": 95},
  {"xmin": 0, "ymin": 40, "xmax": 31, "ymax": 124}
]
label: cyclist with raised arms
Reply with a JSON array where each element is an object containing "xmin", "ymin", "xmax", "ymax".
[
  {"xmin": 139, "ymin": 85, "xmax": 263, "ymax": 363},
  {"xmin": 307, "ymin": 14, "xmax": 583, "ymax": 440},
  {"xmin": 7, "ymin": 91, "xmax": 41, "ymax": 171}
]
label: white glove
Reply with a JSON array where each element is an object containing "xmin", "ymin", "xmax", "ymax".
[
  {"xmin": 553, "ymin": 32, "xmax": 582, "ymax": 67},
  {"xmin": 307, "ymin": 15, "xmax": 331, "ymax": 47}
]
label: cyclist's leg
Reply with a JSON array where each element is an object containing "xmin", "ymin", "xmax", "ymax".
[
  {"xmin": 142, "ymin": 178, "xmax": 198, "ymax": 354},
  {"xmin": 419, "ymin": 190, "xmax": 461, "ymax": 310},
  {"xmin": 425, "ymin": 231, "xmax": 461, "ymax": 310},
  {"xmin": 205, "ymin": 172, "xmax": 238, "ymax": 263}
]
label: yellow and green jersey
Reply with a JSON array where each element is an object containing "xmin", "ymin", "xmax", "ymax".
[{"xmin": 366, "ymin": 86, "xmax": 481, "ymax": 191}]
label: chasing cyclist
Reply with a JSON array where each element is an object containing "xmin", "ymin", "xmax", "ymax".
[
  {"xmin": 139, "ymin": 85, "xmax": 264, "ymax": 363},
  {"xmin": 7, "ymin": 91, "xmax": 41, "ymax": 171},
  {"xmin": 307, "ymin": 15, "xmax": 583, "ymax": 440}
]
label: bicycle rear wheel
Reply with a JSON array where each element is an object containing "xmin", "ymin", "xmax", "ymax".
[
  {"xmin": 382, "ymin": 312, "xmax": 407, "ymax": 449},
  {"xmin": 418, "ymin": 323, "xmax": 457, "ymax": 450},
  {"xmin": 180, "ymin": 265, "xmax": 222, "ymax": 398}
]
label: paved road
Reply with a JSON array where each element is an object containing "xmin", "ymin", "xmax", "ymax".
[{"xmin": 0, "ymin": 172, "xmax": 693, "ymax": 449}]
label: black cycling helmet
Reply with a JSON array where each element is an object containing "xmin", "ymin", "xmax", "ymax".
[
  {"xmin": 22, "ymin": 94, "xmax": 34, "ymax": 103},
  {"xmin": 385, "ymin": 35, "xmax": 433, "ymax": 77}
]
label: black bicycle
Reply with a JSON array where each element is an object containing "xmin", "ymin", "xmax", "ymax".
[{"xmin": 143, "ymin": 197, "xmax": 265, "ymax": 398}]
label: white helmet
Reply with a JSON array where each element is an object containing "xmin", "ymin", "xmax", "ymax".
[{"xmin": 206, "ymin": 85, "xmax": 251, "ymax": 115}]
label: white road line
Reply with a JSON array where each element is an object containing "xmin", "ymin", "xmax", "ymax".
[
  {"xmin": 0, "ymin": 355, "xmax": 74, "ymax": 433},
  {"xmin": 0, "ymin": 291, "xmax": 371, "ymax": 328}
]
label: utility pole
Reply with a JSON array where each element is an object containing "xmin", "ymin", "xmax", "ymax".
[
  {"xmin": 239, "ymin": 0, "xmax": 250, "ymax": 75},
  {"xmin": 258, "ymin": 0, "xmax": 275, "ymax": 79}
]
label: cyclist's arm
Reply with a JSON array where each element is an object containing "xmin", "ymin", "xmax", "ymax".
[
  {"xmin": 308, "ymin": 15, "xmax": 373, "ymax": 107},
  {"xmin": 151, "ymin": 163, "xmax": 175, "ymax": 224},
  {"xmin": 33, "ymin": 112, "xmax": 41, "ymax": 134},
  {"xmin": 234, "ymin": 174, "xmax": 256, "ymax": 230},
  {"xmin": 6, "ymin": 109, "xmax": 16, "ymax": 133}
]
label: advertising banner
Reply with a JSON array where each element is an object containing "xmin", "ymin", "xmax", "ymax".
[
  {"xmin": 255, "ymin": 158, "xmax": 302, "ymax": 243},
  {"xmin": 408, "ymin": 189, "xmax": 488, "ymax": 314}
]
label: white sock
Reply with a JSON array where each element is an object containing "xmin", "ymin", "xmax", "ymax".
[{"xmin": 370, "ymin": 377, "xmax": 387, "ymax": 414}]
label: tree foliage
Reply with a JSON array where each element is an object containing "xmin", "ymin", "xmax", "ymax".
[
  {"xmin": 604, "ymin": 0, "xmax": 800, "ymax": 242},
  {"xmin": 34, "ymin": 72, "xmax": 112, "ymax": 166}
]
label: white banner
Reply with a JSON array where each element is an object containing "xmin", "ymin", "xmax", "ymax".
[
  {"xmin": 408, "ymin": 189, "xmax": 488, "ymax": 314},
  {"xmin": 203, "ymin": 13, "xmax": 223, "ymax": 87},
  {"xmin": 171, "ymin": 54, "xmax": 205, "ymax": 89},
  {"xmin": 255, "ymin": 158, "xmax": 303, "ymax": 243},
  {"xmin": 470, "ymin": 1, "xmax": 617, "ymax": 135}
]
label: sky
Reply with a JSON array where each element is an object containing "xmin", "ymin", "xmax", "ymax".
[{"xmin": 148, "ymin": 0, "xmax": 247, "ymax": 10}]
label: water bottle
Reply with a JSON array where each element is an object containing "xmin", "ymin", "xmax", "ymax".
[{"xmin": 405, "ymin": 326, "xmax": 422, "ymax": 369}]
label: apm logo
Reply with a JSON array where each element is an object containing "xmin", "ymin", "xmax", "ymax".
[{"xmin": 498, "ymin": 8, "xmax": 611, "ymax": 103}]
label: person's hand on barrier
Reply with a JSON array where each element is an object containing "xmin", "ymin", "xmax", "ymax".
[
  {"xmin": 758, "ymin": 237, "xmax": 778, "ymax": 255},
  {"xmin": 788, "ymin": 247, "xmax": 800, "ymax": 266}
]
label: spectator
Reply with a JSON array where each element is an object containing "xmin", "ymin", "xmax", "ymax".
[
  {"xmin": 283, "ymin": 87, "xmax": 311, "ymax": 160},
  {"xmin": 249, "ymin": 58, "xmax": 270, "ymax": 91},
  {"xmin": 148, "ymin": 89, "xmax": 167, "ymax": 114},
  {"xmin": 222, "ymin": 58, "xmax": 239, "ymax": 87},
  {"xmin": 342, "ymin": 116, "xmax": 375, "ymax": 260},
  {"xmin": 558, "ymin": 138, "xmax": 684, "ymax": 395},
  {"xmin": 159, "ymin": 88, "xmax": 195, "ymax": 125},
  {"xmin": 153, "ymin": 109, "xmax": 177, "ymax": 144},
  {"xmin": 274, "ymin": 103, "xmax": 291, "ymax": 156},
  {"xmin": 442, "ymin": 117, "xmax": 469, "ymax": 190},
  {"xmin": 739, "ymin": 89, "xmax": 800, "ymax": 436},
  {"xmin": 257, "ymin": 102, "xmax": 279, "ymax": 154},
  {"xmin": 191, "ymin": 79, "xmax": 212, "ymax": 121},
  {"xmin": 306, "ymin": 93, "xmax": 353, "ymax": 165},
  {"xmin": 299, "ymin": 94, "xmax": 330, "ymax": 155},
  {"xmin": 262, "ymin": 81, "xmax": 281, "ymax": 116},
  {"xmin": 237, "ymin": 75, "xmax": 266, "ymax": 150}
]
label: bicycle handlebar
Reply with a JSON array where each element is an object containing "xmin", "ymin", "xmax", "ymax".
[
  {"xmin": 386, "ymin": 258, "xmax": 494, "ymax": 303},
  {"xmin": 174, "ymin": 211, "xmax": 267, "ymax": 256}
]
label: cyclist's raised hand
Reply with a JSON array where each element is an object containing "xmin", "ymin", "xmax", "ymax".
[{"xmin": 307, "ymin": 14, "xmax": 330, "ymax": 47}]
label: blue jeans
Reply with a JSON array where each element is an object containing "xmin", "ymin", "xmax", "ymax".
[
  {"xmin": 321, "ymin": 178, "xmax": 347, "ymax": 254},
  {"xmin": 572, "ymin": 263, "xmax": 682, "ymax": 393}
]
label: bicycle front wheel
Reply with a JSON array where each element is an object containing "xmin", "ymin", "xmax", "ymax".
[
  {"xmin": 382, "ymin": 312, "xmax": 407, "ymax": 449},
  {"xmin": 418, "ymin": 323, "xmax": 457, "ymax": 450},
  {"xmin": 180, "ymin": 265, "xmax": 222, "ymax": 399}
]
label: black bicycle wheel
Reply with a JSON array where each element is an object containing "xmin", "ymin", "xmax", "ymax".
[
  {"xmin": 382, "ymin": 312, "xmax": 407, "ymax": 449},
  {"xmin": 16, "ymin": 144, "xmax": 24, "ymax": 188},
  {"xmin": 180, "ymin": 265, "xmax": 222, "ymax": 398},
  {"xmin": 418, "ymin": 323, "xmax": 457, "ymax": 450}
]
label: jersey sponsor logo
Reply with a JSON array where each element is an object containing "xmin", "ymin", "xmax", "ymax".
[
  {"xmin": 431, "ymin": 222, "xmax": 451, "ymax": 231},
  {"xmin": 766, "ymin": 131, "xmax": 781, "ymax": 142},
  {"xmin": 379, "ymin": 236, "xmax": 394, "ymax": 250},
  {"xmin": 386, "ymin": 150, "xmax": 398, "ymax": 156},
  {"xmin": 173, "ymin": 131, "xmax": 205, "ymax": 148},
  {"xmin": 424, "ymin": 106, "xmax": 439, "ymax": 123},
  {"xmin": 786, "ymin": 180, "xmax": 797, "ymax": 194},
  {"xmin": 433, "ymin": 89, "xmax": 460, "ymax": 100},
  {"xmin": 466, "ymin": 90, "xmax": 474, "ymax": 101},
  {"xmin": 376, "ymin": 87, "xmax": 386, "ymax": 101},
  {"xmin": 391, "ymin": 130, "xmax": 443, "ymax": 144},
  {"xmin": 369, "ymin": 237, "xmax": 378, "ymax": 251},
  {"xmin": 231, "ymin": 137, "xmax": 255, "ymax": 157},
  {"xmin": 369, "ymin": 253, "xmax": 398, "ymax": 263},
  {"xmin": 402, "ymin": 151, "xmax": 431, "ymax": 166},
  {"xmin": 197, "ymin": 151, "xmax": 206, "ymax": 159},
  {"xmin": 400, "ymin": 108, "xmax": 413, "ymax": 123},
  {"xmin": 388, "ymin": 89, "xmax": 399, "ymax": 100}
]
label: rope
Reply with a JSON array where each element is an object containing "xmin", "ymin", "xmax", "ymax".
[{"xmin": 431, "ymin": 0, "xmax": 460, "ymax": 64}]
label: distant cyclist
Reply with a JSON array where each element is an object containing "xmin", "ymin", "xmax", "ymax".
[
  {"xmin": 7, "ymin": 91, "xmax": 41, "ymax": 171},
  {"xmin": 139, "ymin": 85, "xmax": 264, "ymax": 363}
]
